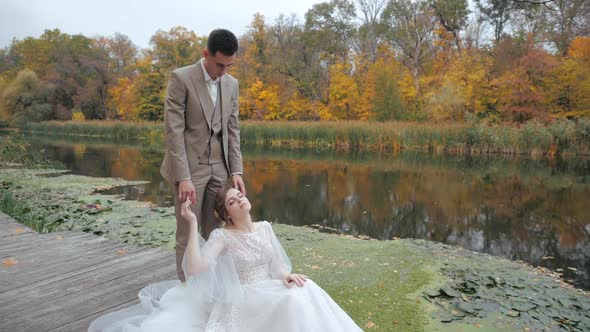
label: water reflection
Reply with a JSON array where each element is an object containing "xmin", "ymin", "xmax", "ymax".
[{"xmin": 19, "ymin": 134, "xmax": 590, "ymax": 289}]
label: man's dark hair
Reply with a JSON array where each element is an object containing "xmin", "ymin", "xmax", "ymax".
[{"xmin": 207, "ymin": 29, "xmax": 238, "ymax": 56}]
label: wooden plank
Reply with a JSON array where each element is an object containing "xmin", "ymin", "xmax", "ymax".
[
  {"xmin": 0, "ymin": 245, "xmax": 161, "ymax": 307},
  {"xmin": 0, "ymin": 245, "xmax": 156, "ymax": 293},
  {"xmin": 1, "ymin": 235, "xmax": 125, "ymax": 269},
  {"xmin": 0, "ymin": 234, "xmax": 99, "ymax": 258},
  {"xmin": 0, "ymin": 232, "xmax": 97, "ymax": 253},
  {"xmin": 0, "ymin": 252, "xmax": 172, "ymax": 316},
  {"xmin": 1, "ymin": 256, "xmax": 174, "ymax": 324},
  {"xmin": 0, "ymin": 244, "xmax": 147, "ymax": 305},
  {"xmin": 0, "ymin": 212, "xmax": 34, "ymax": 237},
  {"xmin": 47, "ymin": 298, "xmax": 139, "ymax": 332},
  {"xmin": 3, "ymin": 263, "xmax": 177, "ymax": 332},
  {"xmin": 0, "ymin": 212, "xmax": 181, "ymax": 331}
]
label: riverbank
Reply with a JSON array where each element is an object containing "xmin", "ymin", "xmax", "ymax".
[
  {"xmin": 1, "ymin": 167, "xmax": 588, "ymax": 331},
  {"xmin": 19, "ymin": 118, "xmax": 590, "ymax": 157}
]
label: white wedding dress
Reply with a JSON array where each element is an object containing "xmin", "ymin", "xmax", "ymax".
[{"xmin": 88, "ymin": 221, "xmax": 362, "ymax": 331}]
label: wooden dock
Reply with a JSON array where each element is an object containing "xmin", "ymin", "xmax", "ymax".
[{"xmin": 0, "ymin": 212, "xmax": 176, "ymax": 332}]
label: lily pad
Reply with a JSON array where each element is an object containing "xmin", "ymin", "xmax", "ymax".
[
  {"xmin": 510, "ymin": 300, "xmax": 537, "ymax": 312},
  {"xmin": 424, "ymin": 288, "xmax": 442, "ymax": 297},
  {"xmin": 440, "ymin": 285, "xmax": 460, "ymax": 298}
]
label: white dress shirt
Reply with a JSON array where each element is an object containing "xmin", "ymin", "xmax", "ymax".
[{"xmin": 200, "ymin": 58, "xmax": 219, "ymax": 105}]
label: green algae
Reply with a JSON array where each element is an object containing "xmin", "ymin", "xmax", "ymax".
[{"xmin": 1, "ymin": 167, "xmax": 589, "ymax": 332}]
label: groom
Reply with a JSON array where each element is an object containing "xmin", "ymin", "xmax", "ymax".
[{"xmin": 160, "ymin": 29, "xmax": 246, "ymax": 282}]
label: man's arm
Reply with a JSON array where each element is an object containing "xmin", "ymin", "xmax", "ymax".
[
  {"xmin": 164, "ymin": 71, "xmax": 191, "ymax": 182},
  {"xmin": 227, "ymin": 81, "xmax": 245, "ymax": 193},
  {"xmin": 165, "ymin": 71, "xmax": 197, "ymax": 203}
]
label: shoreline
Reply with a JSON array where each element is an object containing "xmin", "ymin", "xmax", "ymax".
[
  {"xmin": 15, "ymin": 119, "xmax": 590, "ymax": 158},
  {"xmin": 1, "ymin": 167, "xmax": 588, "ymax": 331}
]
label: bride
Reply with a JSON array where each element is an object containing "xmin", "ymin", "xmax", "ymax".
[{"xmin": 88, "ymin": 181, "xmax": 362, "ymax": 331}]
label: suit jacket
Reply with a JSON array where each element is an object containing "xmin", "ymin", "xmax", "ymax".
[{"xmin": 160, "ymin": 61, "xmax": 243, "ymax": 184}]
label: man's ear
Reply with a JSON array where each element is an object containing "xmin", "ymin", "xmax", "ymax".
[{"xmin": 202, "ymin": 49, "xmax": 209, "ymax": 58}]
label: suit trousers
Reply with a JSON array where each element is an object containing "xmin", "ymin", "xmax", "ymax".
[{"xmin": 173, "ymin": 162, "xmax": 228, "ymax": 281}]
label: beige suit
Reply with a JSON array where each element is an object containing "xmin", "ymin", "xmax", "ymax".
[{"xmin": 160, "ymin": 61, "xmax": 243, "ymax": 281}]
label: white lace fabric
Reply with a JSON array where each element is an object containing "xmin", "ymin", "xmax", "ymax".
[{"xmin": 88, "ymin": 221, "xmax": 362, "ymax": 332}]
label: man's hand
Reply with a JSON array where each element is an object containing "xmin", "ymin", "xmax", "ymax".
[
  {"xmin": 232, "ymin": 174, "xmax": 246, "ymax": 195},
  {"xmin": 178, "ymin": 179, "xmax": 197, "ymax": 205}
]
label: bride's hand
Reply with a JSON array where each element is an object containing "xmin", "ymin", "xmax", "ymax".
[
  {"xmin": 180, "ymin": 197, "xmax": 198, "ymax": 225},
  {"xmin": 282, "ymin": 273, "xmax": 308, "ymax": 288}
]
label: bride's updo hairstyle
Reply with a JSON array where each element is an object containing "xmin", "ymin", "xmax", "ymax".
[{"xmin": 214, "ymin": 180, "xmax": 236, "ymax": 225}]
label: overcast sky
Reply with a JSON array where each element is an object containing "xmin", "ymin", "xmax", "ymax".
[{"xmin": 0, "ymin": 0, "xmax": 325, "ymax": 50}]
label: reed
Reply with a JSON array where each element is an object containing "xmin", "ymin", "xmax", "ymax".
[{"xmin": 21, "ymin": 119, "xmax": 590, "ymax": 157}]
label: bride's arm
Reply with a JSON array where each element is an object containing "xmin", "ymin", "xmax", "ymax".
[
  {"xmin": 267, "ymin": 221, "xmax": 292, "ymax": 279},
  {"xmin": 181, "ymin": 198, "xmax": 225, "ymax": 277},
  {"xmin": 265, "ymin": 222, "xmax": 308, "ymax": 287}
]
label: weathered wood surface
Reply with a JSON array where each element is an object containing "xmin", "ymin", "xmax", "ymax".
[{"xmin": 0, "ymin": 212, "xmax": 176, "ymax": 332}]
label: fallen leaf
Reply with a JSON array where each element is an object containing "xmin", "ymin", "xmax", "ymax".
[
  {"xmin": 378, "ymin": 281, "xmax": 385, "ymax": 288},
  {"xmin": 14, "ymin": 228, "xmax": 25, "ymax": 234},
  {"xmin": 311, "ymin": 265, "xmax": 321, "ymax": 270},
  {"xmin": 116, "ymin": 250, "xmax": 128, "ymax": 255},
  {"xmin": 365, "ymin": 322, "xmax": 375, "ymax": 329},
  {"xmin": 56, "ymin": 236, "xmax": 64, "ymax": 240},
  {"xmin": 2, "ymin": 258, "xmax": 17, "ymax": 267},
  {"xmin": 392, "ymin": 320, "xmax": 399, "ymax": 325}
]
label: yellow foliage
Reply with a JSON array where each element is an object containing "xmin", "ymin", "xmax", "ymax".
[
  {"xmin": 328, "ymin": 62, "xmax": 362, "ymax": 120},
  {"xmin": 72, "ymin": 111, "xmax": 85, "ymax": 121},
  {"xmin": 241, "ymin": 80, "xmax": 281, "ymax": 120},
  {"xmin": 399, "ymin": 71, "xmax": 418, "ymax": 109},
  {"xmin": 550, "ymin": 56, "xmax": 590, "ymax": 118},
  {"xmin": 431, "ymin": 49, "xmax": 491, "ymax": 119},
  {"xmin": 108, "ymin": 77, "xmax": 141, "ymax": 119},
  {"xmin": 282, "ymin": 92, "xmax": 329, "ymax": 120}
]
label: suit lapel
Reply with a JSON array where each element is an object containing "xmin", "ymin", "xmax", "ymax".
[
  {"xmin": 189, "ymin": 62, "xmax": 213, "ymax": 130},
  {"xmin": 221, "ymin": 76, "xmax": 231, "ymax": 128}
]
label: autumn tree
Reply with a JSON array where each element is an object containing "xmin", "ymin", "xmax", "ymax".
[
  {"xmin": 382, "ymin": 0, "xmax": 437, "ymax": 101},
  {"xmin": 429, "ymin": 0, "xmax": 470, "ymax": 50},
  {"xmin": 355, "ymin": 0, "xmax": 388, "ymax": 61},
  {"xmin": 549, "ymin": 37, "xmax": 590, "ymax": 118},
  {"xmin": 543, "ymin": 0, "xmax": 590, "ymax": 55}
]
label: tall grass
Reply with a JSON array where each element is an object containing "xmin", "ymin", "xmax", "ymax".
[
  {"xmin": 241, "ymin": 119, "xmax": 590, "ymax": 157},
  {"xmin": 0, "ymin": 134, "xmax": 62, "ymax": 168},
  {"xmin": 23, "ymin": 120, "xmax": 164, "ymax": 144},
  {"xmin": 20, "ymin": 119, "xmax": 590, "ymax": 157}
]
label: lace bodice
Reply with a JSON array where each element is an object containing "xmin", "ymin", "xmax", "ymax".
[{"xmin": 208, "ymin": 221, "xmax": 286, "ymax": 284}]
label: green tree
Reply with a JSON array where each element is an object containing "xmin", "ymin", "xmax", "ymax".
[
  {"xmin": 474, "ymin": 0, "xmax": 515, "ymax": 42},
  {"xmin": 149, "ymin": 26, "xmax": 206, "ymax": 74},
  {"xmin": 304, "ymin": 0, "xmax": 357, "ymax": 62},
  {"xmin": 136, "ymin": 70, "xmax": 165, "ymax": 121},
  {"xmin": 3, "ymin": 70, "xmax": 54, "ymax": 127}
]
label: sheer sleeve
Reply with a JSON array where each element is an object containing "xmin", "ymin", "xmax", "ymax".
[
  {"xmin": 265, "ymin": 221, "xmax": 292, "ymax": 279},
  {"xmin": 180, "ymin": 228, "xmax": 243, "ymax": 304}
]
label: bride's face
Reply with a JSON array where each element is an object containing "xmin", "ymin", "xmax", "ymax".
[{"xmin": 224, "ymin": 188, "xmax": 251, "ymax": 219}]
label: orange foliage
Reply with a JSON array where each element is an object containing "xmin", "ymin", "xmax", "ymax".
[
  {"xmin": 108, "ymin": 77, "xmax": 141, "ymax": 119},
  {"xmin": 568, "ymin": 37, "xmax": 590, "ymax": 62}
]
